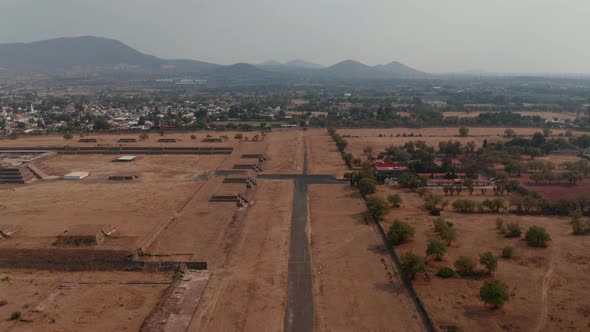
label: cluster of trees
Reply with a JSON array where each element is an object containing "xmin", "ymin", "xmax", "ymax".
[
  {"xmin": 328, "ymin": 128, "xmax": 352, "ymax": 168},
  {"xmin": 530, "ymin": 170, "xmax": 584, "ymax": 185},
  {"xmin": 433, "ymin": 218, "xmax": 457, "ymax": 245},
  {"xmin": 452, "ymin": 198, "xmax": 506, "ymax": 213}
]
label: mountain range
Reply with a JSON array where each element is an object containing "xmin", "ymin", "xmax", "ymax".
[{"xmin": 0, "ymin": 36, "xmax": 428, "ymax": 81}]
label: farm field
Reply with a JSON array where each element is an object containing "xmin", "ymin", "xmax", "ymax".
[
  {"xmin": 443, "ymin": 111, "xmax": 580, "ymax": 121},
  {"xmin": 374, "ymin": 186, "xmax": 590, "ymax": 331},
  {"xmin": 338, "ymin": 127, "xmax": 586, "ymax": 158}
]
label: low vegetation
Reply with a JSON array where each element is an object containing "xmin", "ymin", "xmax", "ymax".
[
  {"xmin": 524, "ymin": 225, "xmax": 551, "ymax": 247},
  {"xmin": 480, "ymin": 280, "xmax": 509, "ymax": 309},
  {"xmin": 400, "ymin": 252, "xmax": 426, "ymax": 280},
  {"xmin": 387, "ymin": 219, "xmax": 415, "ymax": 245}
]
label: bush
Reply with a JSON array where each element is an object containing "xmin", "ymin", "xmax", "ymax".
[
  {"xmin": 479, "ymin": 251, "xmax": 498, "ymax": 275},
  {"xmin": 452, "ymin": 199, "xmax": 478, "ymax": 213},
  {"xmin": 505, "ymin": 222, "xmax": 522, "ymax": 238},
  {"xmin": 366, "ymin": 197, "xmax": 389, "ymax": 221},
  {"xmin": 454, "ymin": 256, "xmax": 476, "ymax": 277},
  {"xmin": 400, "ymin": 252, "xmax": 426, "ymax": 280},
  {"xmin": 139, "ymin": 133, "xmax": 149, "ymax": 140},
  {"xmin": 480, "ymin": 280, "xmax": 509, "ymax": 308},
  {"xmin": 359, "ymin": 177, "xmax": 378, "ymax": 196},
  {"xmin": 387, "ymin": 219, "xmax": 415, "ymax": 245},
  {"xmin": 441, "ymin": 226, "xmax": 457, "ymax": 245},
  {"xmin": 436, "ymin": 267, "xmax": 455, "ymax": 278},
  {"xmin": 501, "ymin": 246, "xmax": 514, "ymax": 259},
  {"xmin": 387, "ymin": 194, "xmax": 402, "ymax": 208},
  {"xmin": 10, "ymin": 311, "xmax": 21, "ymax": 320},
  {"xmin": 433, "ymin": 218, "xmax": 450, "ymax": 233},
  {"xmin": 459, "ymin": 127, "xmax": 469, "ymax": 137},
  {"xmin": 63, "ymin": 132, "xmax": 73, "ymax": 140},
  {"xmin": 190, "ymin": 134, "xmax": 197, "ymax": 140},
  {"xmin": 525, "ymin": 225, "xmax": 551, "ymax": 247},
  {"xmin": 495, "ymin": 218, "xmax": 504, "ymax": 229},
  {"xmin": 234, "ymin": 133, "xmax": 243, "ymax": 140},
  {"xmin": 426, "ymin": 240, "xmax": 447, "ymax": 261}
]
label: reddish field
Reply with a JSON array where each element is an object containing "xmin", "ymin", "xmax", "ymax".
[{"xmin": 519, "ymin": 174, "xmax": 590, "ymax": 201}]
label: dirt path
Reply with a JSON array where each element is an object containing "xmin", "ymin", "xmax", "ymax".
[{"xmin": 535, "ymin": 234, "xmax": 562, "ymax": 332}]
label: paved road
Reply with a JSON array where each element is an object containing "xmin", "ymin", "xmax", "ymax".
[{"xmin": 283, "ymin": 179, "xmax": 314, "ymax": 332}]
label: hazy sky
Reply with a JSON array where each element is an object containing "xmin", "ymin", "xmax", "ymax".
[{"xmin": 1, "ymin": 0, "xmax": 589, "ymax": 73}]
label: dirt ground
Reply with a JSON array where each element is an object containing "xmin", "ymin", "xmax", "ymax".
[
  {"xmin": 443, "ymin": 111, "xmax": 580, "ymax": 121},
  {"xmin": 375, "ymin": 186, "xmax": 590, "ymax": 331},
  {"xmin": 0, "ymin": 154, "xmax": 225, "ymax": 249},
  {"xmin": 189, "ymin": 180, "xmax": 292, "ymax": 331},
  {"xmin": 309, "ymin": 184, "xmax": 425, "ymax": 332},
  {"xmin": 0, "ymin": 269, "xmax": 171, "ymax": 332},
  {"xmin": 338, "ymin": 127, "xmax": 584, "ymax": 158},
  {"xmin": 306, "ymin": 129, "xmax": 349, "ymax": 177},
  {"xmin": 263, "ymin": 129, "xmax": 304, "ymax": 174},
  {"xmin": 0, "ymin": 131, "xmax": 245, "ymax": 148}
]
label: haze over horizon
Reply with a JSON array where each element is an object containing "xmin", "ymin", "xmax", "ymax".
[{"xmin": 1, "ymin": 0, "xmax": 589, "ymax": 74}]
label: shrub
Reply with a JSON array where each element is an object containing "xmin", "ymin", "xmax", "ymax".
[
  {"xmin": 359, "ymin": 178, "xmax": 377, "ymax": 196},
  {"xmin": 387, "ymin": 194, "xmax": 402, "ymax": 208},
  {"xmin": 433, "ymin": 218, "xmax": 450, "ymax": 233},
  {"xmin": 387, "ymin": 219, "xmax": 415, "ymax": 245},
  {"xmin": 480, "ymin": 280, "xmax": 509, "ymax": 308},
  {"xmin": 525, "ymin": 226, "xmax": 551, "ymax": 247},
  {"xmin": 63, "ymin": 132, "xmax": 73, "ymax": 140},
  {"xmin": 366, "ymin": 197, "xmax": 389, "ymax": 221},
  {"xmin": 452, "ymin": 199, "xmax": 478, "ymax": 213},
  {"xmin": 505, "ymin": 222, "xmax": 522, "ymax": 238},
  {"xmin": 441, "ymin": 226, "xmax": 457, "ymax": 245},
  {"xmin": 436, "ymin": 267, "xmax": 455, "ymax": 278},
  {"xmin": 426, "ymin": 240, "xmax": 447, "ymax": 261},
  {"xmin": 501, "ymin": 246, "xmax": 514, "ymax": 259},
  {"xmin": 479, "ymin": 251, "xmax": 498, "ymax": 275},
  {"xmin": 190, "ymin": 134, "xmax": 197, "ymax": 140},
  {"xmin": 459, "ymin": 127, "xmax": 469, "ymax": 137},
  {"xmin": 400, "ymin": 252, "xmax": 426, "ymax": 280},
  {"xmin": 10, "ymin": 311, "xmax": 21, "ymax": 320},
  {"xmin": 495, "ymin": 218, "xmax": 504, "ymax": 229},
  {"xmin": 139, "ymin": 133, "xmax": 149, "ymax": 140},
  {"xmin": 234, "ymin": 133, "xmax": 243, "ymax": 140},
  {"xmin": 454, "ymin": 256, "xmax": 476, "ymax": 277}
]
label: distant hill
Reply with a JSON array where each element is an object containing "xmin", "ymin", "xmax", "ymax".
[
  {"xmin": 0, "ymin": 36, "xmax": 428, "ymax": 81},
  {"xmin": 374, "ymin": 61, "xmax": 427, "ymax": 78},
  {"xmin": 285, "ymin": 59, "xmax": 325, "ymax": 69},
  {"xmin": 0, "ymin": 36, "xmax": 163, "ymax": 70},
  {"xmin": 319, "ymin": 60, "xmax": 389, "ymax": 79},
  {"xmin": 0, "ymin": 36, "xmax": 219, "ymax": 74}
]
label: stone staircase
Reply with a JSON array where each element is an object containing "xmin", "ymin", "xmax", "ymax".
[{"xmin": 0, "ymin": 166, "xmax": 36, "ymax": 184}]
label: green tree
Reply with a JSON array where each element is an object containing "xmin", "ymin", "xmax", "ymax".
[
  {"xmin": 454, "ymin": 256, "xmax": 476, "ymax": 276},
  {"xmin": 400, "ymin": 252, "xmax": 426, "ymax": 280},
  {"xmin": 387, "ymin": 194, "xmax": 403, "ymax": 208},
  {"xmin": 505, "ymin": 222, "xmax": 522, "ymax": 238},
  {"xmin": 359, "ymin": 177, "xmax": 378, "ymax": 196},
  {"xmin": 387, "ymin": 219, "xmax": 415, "ymax": 245},
  {"xmin": 441, "ymin": 226, "xmax": 457, "ymax": 245},
  {"xmin": 459, "ymin": 127, "xmax": 469, "ymax": 137},
  {"xmin": 480, "ymin": 280, "xmax": 509, "ymax": 308},
  {"xmin": 366, "ymin": 197, "xmax": 389, "ymax": 221},
  {"xmin": 92, "ymin": 117, "xmax": 111, "ymax": 130},
  {"xmin": 63, "ymin": 132, "xmax": 73, "ymax": 140},
  {"xmin": 426, "ymin": 240, "xmax": 447, "ymax": 261},
  {"xmin": 501, "ymin": 246, "xmax": 514, "ymax": 259},
  {"xmin": 479, "ymin": 251, "xmax": 498, "ymax": 275},
  {"xmin": 525, "ymin": 226, "xmax": 551, "ymax": 247}
]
